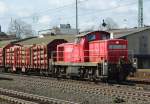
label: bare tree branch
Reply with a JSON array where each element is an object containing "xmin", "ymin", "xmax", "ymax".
[{"xmin": 8, "ymin": 19, "xmax": 34, "ymax": 39}]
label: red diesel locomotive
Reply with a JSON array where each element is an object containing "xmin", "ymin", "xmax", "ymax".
[
  {"xmin": 55, "ymin": 31, "xmax": 137, "ymax": 81},
  {"xmin": 0, "ymin": 31, "xmax": 137, "ymax": 82}
]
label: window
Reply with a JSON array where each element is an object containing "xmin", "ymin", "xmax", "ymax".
[
  {"xmin": 139, "ymin": 35, "xmax": 148, "ymax": 54},
  {"xmin": 87, "ymin": 34, "xmax": 96, "ymax": 41},
  {"xmin": 109, "ymin": 45, "xmax": 126, "ymax": 49},
  {"xmin": 102, "ymin": 34, "xmax": 110, "ymax": 40},
  {"xmin": 144, "ymin": 43, "xmax": 147, "ymax": 47}
]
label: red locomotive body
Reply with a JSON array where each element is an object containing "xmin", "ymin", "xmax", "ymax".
[
  {"xmin": 57, "ymin": 31, "xmax": 110, "ymax": 63},
  {"xmin": 89, "ymin": 39, "xmax": 128, "ymax": 63},
  {"xmin": 55, "ymin": 31, "xmax": 136, "ymax": 81},
  {"xmin": 57, "ymin": 43, "xmax": 74, "ymax": 62}
]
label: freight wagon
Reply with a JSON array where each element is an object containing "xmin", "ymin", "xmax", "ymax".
[
  {"xmin": 2, "ymin": 35, "xmax": 75, "ymax": 74},
  {"xmin": 0, "ymin": 48, "xmax": 3, "ymax": 67}
]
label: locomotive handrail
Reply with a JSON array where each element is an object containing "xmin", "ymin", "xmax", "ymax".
[{"xmin": 51, "ymin": 49, "xmax": 135, "ymax": 64}]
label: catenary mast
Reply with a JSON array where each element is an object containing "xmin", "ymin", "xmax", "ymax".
[{"xmin": 138, "ymin": 0, "xmax": 143, "ymax": 27}]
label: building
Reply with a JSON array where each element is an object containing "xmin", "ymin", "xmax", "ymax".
[
  {"xmin": 108, "ymin": 26, "xmax": 150, "ymax": 69},
  {"xmin": 38, "ymin": 24, "xmax": 78, "ymax": 35},
  {"xmin": 0, "ymin": 34, "xmax": 17, "ymax": 41}
]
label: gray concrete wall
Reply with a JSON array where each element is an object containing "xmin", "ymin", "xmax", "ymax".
[
  {"xmin": 126, "ymin": 29, "xmax": 150, "ymax": 55},
  {"xmin": 125, "ymin": 29, "xmax": 150, "ymax": 68}
]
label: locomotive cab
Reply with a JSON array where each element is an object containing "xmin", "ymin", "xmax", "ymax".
[
  {"xmin": 89, "ymin": 39, "xmax": 135, "ymax": 81},
  {"xmin": 107, "ymin": 39, "xmax": 135, "ymax": 81}
]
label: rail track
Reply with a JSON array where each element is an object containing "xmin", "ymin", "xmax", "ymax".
[
  {"xmin": 1, "ymin": 72, "xmax": 150, "ymax": 90},
  {"xmin": 0, "ymin": 72, "xmax": 150, "ymax": 103},
  {"xmin": 48, "ymin": 80, "xmax": 150, "ymax": 102},
  {"xmin": 0, "ymin": 94, "xmax": 38, "ymax": 104},
  {"xmin": 0, "ymin": 88, "xmax": 78, "ymax": 104}
]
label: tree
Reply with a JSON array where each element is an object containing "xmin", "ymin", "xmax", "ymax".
[
  {"xmin": 99, "ymin": 17, "xmax": 118, "ymax": 30},
  {"xmin": 51, "ymin": 26, "xmax": 61, "ymax": 34},
  {"xmin": 8, "ymin": 19, "xmax": 34, "ymax": 39}
]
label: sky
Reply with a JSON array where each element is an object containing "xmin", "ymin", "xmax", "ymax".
[{"xmin": 0, "ymin": 0, "xmax": 150, "ymax": 33}]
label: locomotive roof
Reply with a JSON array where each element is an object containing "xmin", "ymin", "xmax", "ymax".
[{"xmin": 16, "ymin": 35, "xmax": 75, "ymax": 45}]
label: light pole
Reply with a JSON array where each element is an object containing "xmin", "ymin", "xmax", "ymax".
[{"xmin": 76, "ymin": 0, "xmax": 79, "ymax": 34}]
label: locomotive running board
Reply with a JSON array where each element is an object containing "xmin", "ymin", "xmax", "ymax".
[{"xmin": 53, "ymin": 62, "xmax": 98, "ymax": 67}]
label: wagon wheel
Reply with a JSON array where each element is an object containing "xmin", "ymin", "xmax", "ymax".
[{"xmin": 22, "ymin": 66, "xmax": 26, "ymax": 73}]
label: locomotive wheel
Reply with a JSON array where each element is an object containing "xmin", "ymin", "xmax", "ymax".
[
  {"xmin": 117, "ymin": 71, "xmax": 126, "ymax": 82},
  {"xmin": 3, "ymin": 68, "xmax": 8, "ymax": 73},
  {"xmin": 100, "ymin": 77, "xmax": 108, "ymax": 83}
]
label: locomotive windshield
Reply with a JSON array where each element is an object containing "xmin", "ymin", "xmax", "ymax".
[
  {"xmin": 109, "ymin": 45, "xmax": 126, "ymax": 49},
  {"xmin": 87, "ymin": 34, "xmax": 96, "ymax": 41}
]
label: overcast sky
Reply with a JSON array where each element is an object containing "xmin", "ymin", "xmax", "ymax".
[{"xmin": 0, "ymin": 0, "xmax": 150, "ymax": 32}]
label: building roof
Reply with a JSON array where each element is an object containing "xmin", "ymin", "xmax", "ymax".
[
  {"xmin": 108, "ymin": 26, "xmax": 150, "ymax": 38},
  {"xmin": 16, "ymin": 34, "xmax": 75, "ymax": 45},
  {"xmin": 0, "ymin": 31, "xmax": 17, "ymax": 41},
  {"xmin": 0, "ymin": 40, "xmax": 15, "ymax": 48},
  {"xmin": 0, "ymin": 32, "xmax": 7, "ymax": 36}
]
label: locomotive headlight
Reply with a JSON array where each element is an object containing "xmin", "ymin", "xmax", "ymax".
[
  {"xmin": 104, "ymin": 62, "xmax": 107, "ymax": 65},
  {"xmin": 134, "ymin": 62, "xmax": 137, "ymax": 65},
  {"xmin": 121, "ymin": 56, "xmax": 125, "ymax": 58},
  {"xmin": 116, "ymin": 41, "xmax": 119, "ymax": 44}
]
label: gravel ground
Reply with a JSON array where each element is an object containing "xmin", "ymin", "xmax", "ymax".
[
  {"xmin": 0, "ymin": 99, "xmax": 11, "ymax": 104},
  {"xmin": 0, "ymin": 74, "xmax": 149, "ymax": 104}
]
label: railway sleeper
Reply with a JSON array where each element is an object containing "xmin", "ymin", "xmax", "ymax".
[
  {"xmin": 0, "ymin": 88, "xmax": 78, "ymax": 104},
  {"xmin": 0, "ymin": 94, "xmax": 38, "ymax": 104}
]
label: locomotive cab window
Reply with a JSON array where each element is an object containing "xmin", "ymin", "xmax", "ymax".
[
  {"xmin": 87, "ymin": 34, "xmax": 96, "ymax": 41},
  {"xmin": 109, "ymin": 45, "xmax": 126, "ymax": 49},
  {"xmin": 102, "ymin": 34, "xmax": 110, "ymax": 40}
]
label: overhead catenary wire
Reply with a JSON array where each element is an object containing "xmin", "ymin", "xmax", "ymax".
[
  {"xmin": 12, "ymin": 0, "xmax": 90, "ymax": 20},
  {"xmin": 30, "ymin": 1, "xmax": 139, "ymax": 31},
  {"xmin": 1, "ymin": 0, "xmax": 150, "ymax": 32},
  {"xmin": 1, "ymin": 0, "xmax": 150, "ymax": 21},
  {"xmin": 53, "ymin": 1, "xmax": 138, "ymax": 27},
  {"xmin": 33, "ymin": 1, "xmax": 138, "ymax": 27}
]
